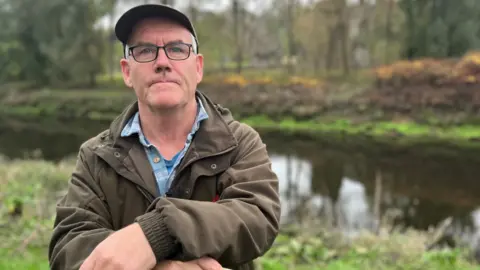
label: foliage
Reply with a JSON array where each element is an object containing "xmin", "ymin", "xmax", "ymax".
[
  {"xmin": 398, "ymin": 0, "xmax": 480, "ymax": 59},
  {"xmin": 0, "ymin": 88, "xmax": 135, "ymax": 120},
  {"xmin": 0, "ymin": 157, "xmax": 75, "ymax": 270},
  {"xmin": 257, "ymin": 229, "xmax": 478, "ymax": 269},
  {"xmin": 0, "ymin": 0, "xmax": 110, "ymax": 86}
]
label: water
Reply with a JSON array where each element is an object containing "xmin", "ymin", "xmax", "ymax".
[{"xmin": 2, "ymin": 117, "xmax": 480, "ymax": 239}]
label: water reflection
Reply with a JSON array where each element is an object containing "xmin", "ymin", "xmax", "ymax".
[
  {"xmin": 273, "ymin": 154, "xmax": 375, "ymax": 233},
  {"xmin": 266, "ymin": 136, "xmax": 480, "ymax": 244},
  {"xmin": 1, "ymin": 119, "xmax": 480, "ymax": 240}
]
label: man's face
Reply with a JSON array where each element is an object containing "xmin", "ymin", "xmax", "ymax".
[{"xmin": 120, "ymin": 18, "xmax": 203, "ymax": 112}]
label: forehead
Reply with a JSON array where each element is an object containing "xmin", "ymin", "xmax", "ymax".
[{"xmin": 128, "ymin": 18, "xmax": 191, "ymax": 44}]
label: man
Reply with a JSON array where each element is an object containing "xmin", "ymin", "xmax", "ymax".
[{"xmin": 48, "ymin": 3, "xmax": 281, "ymax": 270}]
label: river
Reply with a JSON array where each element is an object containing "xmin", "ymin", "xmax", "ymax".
[{"xmin": 1, "ymin": 116, "xmax": 480, "ymax": 240}]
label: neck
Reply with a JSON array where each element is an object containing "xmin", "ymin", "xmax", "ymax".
[{"xmin": 138, "ymin": 99, "xmax": 198, "ymax": 144}]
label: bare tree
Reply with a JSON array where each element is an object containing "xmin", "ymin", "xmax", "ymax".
[
  {"xmin": 325, "ymin": 0, "xmax": 350, "ymax": 75},
  {"xmin": 286, "ymin": 0, "xmax": 297, "ymax": 73},
  {"xmin": 384, "ymin": 0, "xmax": 394, "ymax": 64}
]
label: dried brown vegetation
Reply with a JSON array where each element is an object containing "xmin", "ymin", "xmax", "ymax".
[{"xmin": 367, "ymin": 51, "xmax": 480, "ymax": 112}]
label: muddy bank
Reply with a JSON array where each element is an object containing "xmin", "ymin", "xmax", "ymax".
[{"xmin": 3, "ymin": 74, "xmax": 480, "ymax": 150}]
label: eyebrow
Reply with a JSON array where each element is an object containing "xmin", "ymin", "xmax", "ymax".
[{"xmin": 132, "ymin": 40, "xmax": 188, "ymax": 47}]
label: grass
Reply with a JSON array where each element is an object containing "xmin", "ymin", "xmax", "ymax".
[
  {"xmin": 1, "ymin": 157, "xmax": 479, "ymax": 269},
  {"xmin": 0, "ymin": 247, "xmax": 50, "ymax": 270},
  {"xmin": 0, "ymin": 157, "xmax": 73, "ymax": 270},
  {"xmin": 241, "ymin": 115, "xmax": 480, "ymax": 149},
  {"xmin": 257, "ymin": 229, "xmax": 479, "ymax": 270}
]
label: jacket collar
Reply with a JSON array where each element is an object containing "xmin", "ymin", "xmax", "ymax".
[{"xmin": 99, "ymin": 90, "xmax": 238, "ymax": 198}]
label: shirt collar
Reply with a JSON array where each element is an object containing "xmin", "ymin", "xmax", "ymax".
[{"xmin": 120, "ymin": 97, "xmax": 209, "ymax": 146}]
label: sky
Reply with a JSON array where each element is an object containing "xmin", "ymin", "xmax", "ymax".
[{"xmin": 98, "ymin": 0, "xmax": 274, "ymax": 29}]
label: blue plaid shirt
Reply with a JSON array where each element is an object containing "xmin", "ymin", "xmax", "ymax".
[{"xmin": 120, "ymin": 98, "xmax": 209, "ymax": 196}]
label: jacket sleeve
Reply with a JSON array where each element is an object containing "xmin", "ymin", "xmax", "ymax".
[
  {"xmin": 48, "ymin": 146, "xmax": 114, "ymax": 270},
  {"xmin": 135, "ymin": 123, "xmax": 281, "ymax": 268}
]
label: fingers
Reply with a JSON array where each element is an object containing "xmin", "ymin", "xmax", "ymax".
[
  {"xmin": 152, "ymin": 260, "xmax": 184, "ymax": 270},
  {"xmin": 194, "ymin": 257, "xmax": 223, "ymax": 270},
  {"xmin": 152, "ymin": 257, "xmax": 222, "ymax": 270}
]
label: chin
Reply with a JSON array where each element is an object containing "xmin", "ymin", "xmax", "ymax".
[{"xmin": 147, "ymin": 96, "xmax": 184, "ymax": 111}]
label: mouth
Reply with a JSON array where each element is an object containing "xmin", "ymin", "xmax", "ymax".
[{"xmin": 150, "ymin": 79, "xmax": 178, "ymax": 86}]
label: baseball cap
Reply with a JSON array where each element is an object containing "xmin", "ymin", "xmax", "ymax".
[{"xmin": 114, "ymin": 4, "xmax": 199, "ymax": 52}]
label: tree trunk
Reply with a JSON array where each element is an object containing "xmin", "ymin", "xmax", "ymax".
[
  {"xmin": 325, "ymin": 25, "xmax": 339, "ymax": 71},
  {"xmin": 337, "ymin": 0, "xmax": 350, "ymax": 75},
  {"xmin": 384, "ymin": 0, "xmax": 394, "ymax": 63},
  {"xmin": 233, "ymin": 0, "xmax": 243, "ymax": 74},
  {"xmin": 109, "ymin": 6, "xmax": 115, "ymax": 82},
  {"xmin": 286, "ymin": 0, "xmax": 297, "ymax": 73},
  {"xmin": 188, "ymin": 0, "xmax": 198, "ymax": 24}
]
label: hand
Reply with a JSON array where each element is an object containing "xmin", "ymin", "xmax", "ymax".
[
  {"xmin": 80, "ymin": 223, "xmax": 156, "ymax": 270},
  {"xmin": 153, "ymin": 257, "xmax": 223, "ymax": 270}
]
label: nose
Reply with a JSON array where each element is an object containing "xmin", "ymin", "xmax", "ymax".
[{"xmin": 153, "ymin": 47, "xmax": 171, "ymax": 73}]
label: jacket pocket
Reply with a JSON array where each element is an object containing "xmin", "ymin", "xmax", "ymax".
[
  {"xmin": 173, "ymin": 154, "xmax": 231, "ymax": 201},
  {"xmin": 189, "ymin": 175, "xmax": 220, "ymax": 202}
]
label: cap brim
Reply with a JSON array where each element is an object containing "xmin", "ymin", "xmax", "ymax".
[{"xmin": 115, "ymin": 4, "xmax": 196, "ymax": 45}]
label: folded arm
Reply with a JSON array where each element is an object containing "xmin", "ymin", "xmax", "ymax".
[{"xmin": 135, "ymin": 124, "xmax": 281, "ymax": 268}]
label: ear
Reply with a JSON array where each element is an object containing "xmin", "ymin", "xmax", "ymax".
[
  {"xmin": 195, "ymin": 54, "xmax": 204, "ymax": 84},
  {"xmin": 120, "ymin": 58, "xmax": 133, "ymax": 88}
]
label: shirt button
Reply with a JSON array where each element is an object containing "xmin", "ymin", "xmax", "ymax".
[{"xmin": 153, "ymin": 157, "xmax": 160, "ymax": 163}]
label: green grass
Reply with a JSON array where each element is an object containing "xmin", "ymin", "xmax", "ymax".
[
  {"xmin": 0, "ymin": 247, "xmax": 50, "ymax": 270},
  {"xmin": 241, "ymin": 115, "xmax": 480, "ymax": 147},
  {"xmin": 1, "ymin": 157, "xmax": 479, "ymax": 269}
]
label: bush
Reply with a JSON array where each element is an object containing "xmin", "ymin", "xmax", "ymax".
[{"xmin": 374, "ymin": 51, "xmax": 480, "ymax": 88}]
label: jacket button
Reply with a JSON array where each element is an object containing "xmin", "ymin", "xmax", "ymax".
[
  {"xmin": 114, "ymin": 152, "xmax": 121, "ymax": 158},
  {"xmin": 185, "ymin": 189, "xmax": 190, "ymax": 195},
  {"xmin": 211, "ymin": 164, "xmax": 217, "ymax": 170}
]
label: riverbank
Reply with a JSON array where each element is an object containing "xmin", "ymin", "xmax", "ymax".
[
  {"xmin": 1, "ymin": 158, "xmax": 478, "ymax": 270},
  {"xmin": 3, "ymin": 84, "xmax": 480, "ymax": 155}
]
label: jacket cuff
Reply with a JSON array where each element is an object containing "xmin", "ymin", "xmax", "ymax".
[{"xmin": 136, "ymin": 211, "xmax": 179, "ymax": 262}]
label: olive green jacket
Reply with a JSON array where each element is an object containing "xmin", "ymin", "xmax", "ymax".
[{"xmin": 48, "ymin": 91, "xmax": 281, "ymax": 270}]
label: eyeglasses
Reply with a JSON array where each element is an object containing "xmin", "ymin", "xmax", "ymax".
[{"xmin": 128, "ymin": 42, "xmax": 193, "ymax": 62}]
